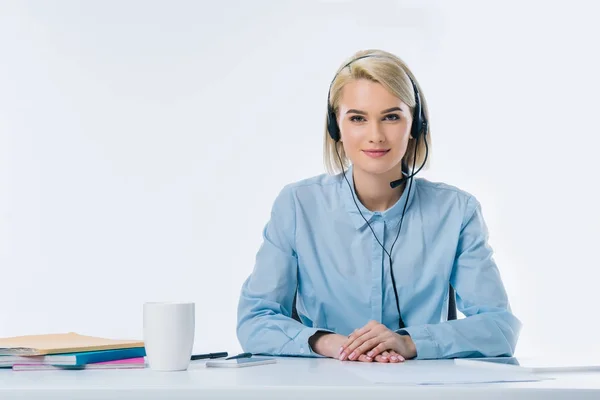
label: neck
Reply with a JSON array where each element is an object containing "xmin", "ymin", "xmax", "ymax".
[{"xmin": 352, "ymin": 166, "xmax": 405, "ymax": 212}]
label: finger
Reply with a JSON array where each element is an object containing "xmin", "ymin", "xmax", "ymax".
[
  {"xmin": 339, "ymin": 329, "xmax": 358, "ymax": 355},
  {"xmin": 348, "ymin": 323, "xmax": 387, "ymax": 352},
  {"xmin": 345, "ymin": 327, "xmax": 364, "ymax": 345},
  {"xmin": 345, "ymin": 328, "xmax": 359, "ymax": 344},
  {"xmin": 342, "ymin": 321, "xmax": 381, "ymax": 350},
  {"xmin": 357, "ymin": 354, "xmax": 372, "ymax": 363},
  {"xmin": 388, "ymin": 350, "xmax": 405, "ymax": 363},
  {"xmin": 366, "ymin": 342, "xmax": 388, "ymax": 359},
  {"xmin": 375, "ymin": 351, "xmax": 390, "ymax": 363},
  {"xmin": 363, "ymin": 330, "xmax": 395, "ymax": 359},
  {"xmin": 341, "ymin": 330, "xmax": 379, "ymax": 361},
  {"xmin": 342, "ymin": 327, "xmax": 369, "ymax": 351},
  {"xmin": 348, "ymin": 337, "xmax": 382, "ymax": 361}
]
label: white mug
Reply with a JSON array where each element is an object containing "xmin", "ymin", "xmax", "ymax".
[{"xmin": 143, "ymin": 302, "xmax": 195, "ymax": 371}]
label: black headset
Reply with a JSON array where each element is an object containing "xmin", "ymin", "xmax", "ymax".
[
  {"xmin": 327, "ymin": 54, "xmax": 429, "ymax": 189},
  {"xmin": 327, "ymin": 55, "xmax": 428, "ymax": 145},
  {"xmin": 326, "ymin": 54, "xmax": 455, "ymax": 330}
]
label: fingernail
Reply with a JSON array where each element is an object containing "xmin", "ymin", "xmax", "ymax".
[
  {"xmin": 391, "ymin": 356, "xmax": 398, "ymax": 361},
  {"xmin": 367, "ymin": 351, "xmax": 373, "ymax": 357},
  {"xmin": 339, "ymin": 347, "xmax": 344, "ymax": 355},
  {"xmin": 340, "ymin": 352, "xmax": 346, "ymax": 361},
  {"xmin": 349, "ymin": 351, "xmax": 356, "ymax": 360}
]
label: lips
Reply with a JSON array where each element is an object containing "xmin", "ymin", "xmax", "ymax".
[{"xmin": 363, "ymin": 149, "xmax": 390, "ymax": 158}]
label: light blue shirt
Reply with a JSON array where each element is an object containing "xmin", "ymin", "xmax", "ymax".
[{"xmin": 236, "ymin": 166, "xmax": 521, "ymax": 359}]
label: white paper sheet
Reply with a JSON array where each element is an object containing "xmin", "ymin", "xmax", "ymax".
[
  {"xmin": 343, "ymin": 360, "xmax": 551, "ymax": 385},
  {"xmin": 454, "ymin": 356, "xmax": 600, "ymax": 373}
]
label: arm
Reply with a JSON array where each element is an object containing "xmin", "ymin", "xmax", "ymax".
[
  {"xmin": 236, "ymin": 185, "xmax": 332, "ymax": 357},
  {"xmin": 399, "ymin": 196, "xmax": 522, "ymax": 359}
]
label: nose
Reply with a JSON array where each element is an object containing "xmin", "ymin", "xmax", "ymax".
[{"xmin": 367, "ymin": 121, "xmax": 385, "ymax": 143}]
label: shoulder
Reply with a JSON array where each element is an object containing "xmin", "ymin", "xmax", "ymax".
[
  {"xmin": 415, "ymin": 178, "xmax": 475, "ymax": 201},
  {"xmin": 414, "ymin": 178, "xmax": 481, "ymax": 221},
  {"xmin": 268, "ymin": 173, "xmax": 340, "ymax": 231},
  {"xmin": 275, "ymin": 172, "xmax": 340, "ymax": 202}
]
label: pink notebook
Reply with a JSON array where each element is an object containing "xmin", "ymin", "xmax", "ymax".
[{"xmin": 12, "ymin": 357, "xmax": 146, "ymax": 371}]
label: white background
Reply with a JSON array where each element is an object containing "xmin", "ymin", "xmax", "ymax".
[{"xmin": 1, "ymin": 0, "xmax": 599, "ymax": 357}]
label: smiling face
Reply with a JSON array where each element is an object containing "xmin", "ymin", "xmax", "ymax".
[{"xmin": 337, "ymin": 79, "xmax": 413, "ymax": 177}]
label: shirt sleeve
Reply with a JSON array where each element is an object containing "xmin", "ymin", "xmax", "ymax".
[
  {"xmin": 398, "ymin": 195, "xmax": 522, "ymax": 359},
  {"xmin": 236, "ymin": 185, "xmax": 331, "ymax": 357}
]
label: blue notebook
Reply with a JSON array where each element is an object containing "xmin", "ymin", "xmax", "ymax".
[{"xmin": 0, "ymin": 347, "xmax": 146, "ymax": 367}]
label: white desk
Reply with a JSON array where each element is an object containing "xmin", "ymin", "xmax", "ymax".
[{"xmin": 1, "ymin": 357, "xmax": 600, "ymax": 399}]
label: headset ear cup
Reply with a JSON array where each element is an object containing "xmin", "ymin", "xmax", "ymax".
[
  {"xmin": 410, "ymin": 87, "xmax": 425, "ymax": 140},
  {"xmin": 410, "ymin": 111, "xmax": 422, "ymax": 140},
  {"xmin": 327, "ymin": 107, "xmax": 340, "ymax": 142}
]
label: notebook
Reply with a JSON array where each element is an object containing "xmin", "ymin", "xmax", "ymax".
[
  {"xmin": 0, "ymin": 332, "xmax": 144, "ymax": 356},
  {"xmin": 12, "ymin": 357, "xmax": 146, "ymax": 371},
  {"xmin": 0, "ymin": 347, "xmax": 146, "ymax": 367}
]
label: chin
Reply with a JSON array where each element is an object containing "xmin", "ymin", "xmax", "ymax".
[{"xmin": 353, "ymin": 160, "xmax": 401, "ymax": 176}]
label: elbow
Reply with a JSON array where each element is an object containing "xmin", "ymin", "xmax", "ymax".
[
  {"xmin": 236, "ymin": 318, "xmax": 279, "ymax": 356},
  {"xmin": 235, "ymin": 320, "xmax": 250, "ymax": 352},
  {"xmin": 236, "ymin": 308, "xmax": 277, "ymax": 355},
  {"xmin": 236, "ymin": 320, "xmax": 262, "ymax": 354},
  {"xmin": 236, "ymin": 307, "xmax": 259, "ymax": 354},
  {"xmin": 236, "ymin": 289, "xmax": 268, "ymax": 354},
  {"xmin": 236, "ymin": 298, "xmax": 253, "ymax": 352},
  {"xmin": 493, "ymin": 310, "xmax": 522, "ymax": 357}
]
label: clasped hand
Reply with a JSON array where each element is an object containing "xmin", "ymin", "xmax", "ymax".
[{"xmin": 314, "ymin": 320, "xmax": 417, "ymax": 363}]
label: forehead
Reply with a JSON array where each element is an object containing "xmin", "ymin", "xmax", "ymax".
[{"xmin": 338, "ymin": 79, "xmax": 407, "ymax": 110}]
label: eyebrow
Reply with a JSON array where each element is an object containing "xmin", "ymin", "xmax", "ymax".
[{"xmin": 345, "ymin": 107, "xmax": 403, "ymax": 115}]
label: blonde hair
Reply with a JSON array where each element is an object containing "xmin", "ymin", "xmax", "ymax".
[{"xmin": 323, "ymin": 49, "xmax": 431, "ymax": 175}]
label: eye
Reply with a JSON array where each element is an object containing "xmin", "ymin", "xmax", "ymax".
[
  {"xmin": 383, "ymin": 114, "xmax": 400, "ymax": 121},
  {"xmin": 349, "ymin": 115, "xmax": 366, "ymax": 122}
]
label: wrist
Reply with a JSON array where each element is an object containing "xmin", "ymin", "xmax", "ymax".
[
  {"xmin": 309, "ymin": 331, "xmax": 334, "ymax": 356},
  {"xmin": 403, "ymin": 335, "xmax": 417, "ymax": 359}
]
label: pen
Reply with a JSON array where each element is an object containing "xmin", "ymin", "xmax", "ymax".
[
  {"xmin": 225, "ymin": 352, "xmax": 252, "ymax": 360},
  {"xmin": 191, "ymin": 352, "xmax": 228, "ymax": 360}
]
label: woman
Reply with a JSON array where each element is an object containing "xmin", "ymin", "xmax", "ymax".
[{"xmin": 236, "ymin": 49, "xmax": 521, "ymax": 363}]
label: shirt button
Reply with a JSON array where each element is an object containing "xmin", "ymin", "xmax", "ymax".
[{"xmin": 300, "ymin": 348, "xmax": 305, "ymax": 354}]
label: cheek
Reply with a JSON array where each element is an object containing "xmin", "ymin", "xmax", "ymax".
[
  {"xmin": 340, "ymin": 128, "xmax": 363, "ymax": 149},
  {"xmin": 395, "ymin": 133, "xmax": 411, "ymax": 148},
  {"xmin": 384, "ymin": 122, "xmax": 410, "ymax": 138},
  {"xmin": 395, "ymin": 138, "xmax": 411, "ymax": 158},
  {"xmin": 341, "ymin": 138, "xmax": 360, "ymax": 159},
  {"xmin": 340, "ymin": 123, "xmax": 362, "ymax": 140},
  {"xmin": 389, "ymin": 126, "xmax": 412, "ymax": 146}
]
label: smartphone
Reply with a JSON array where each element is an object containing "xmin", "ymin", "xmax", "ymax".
[{"xmin": 205, "ymin": 356, "xmax": 276, "ymax": 368}]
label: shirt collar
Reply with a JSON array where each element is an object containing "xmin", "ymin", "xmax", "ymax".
[{"xmin": 340, "ymin": 165, "xmax": 417, "ymax": 230}]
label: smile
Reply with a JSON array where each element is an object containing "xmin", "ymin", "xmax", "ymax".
[{"xmin": 362, "ymin": 149, "xmax": 390, "ymax": 158}]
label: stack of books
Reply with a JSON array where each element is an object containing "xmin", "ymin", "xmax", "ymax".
[{"xmin": 0, "ymin": 332, "xmax": 146, "ymax": 371}]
